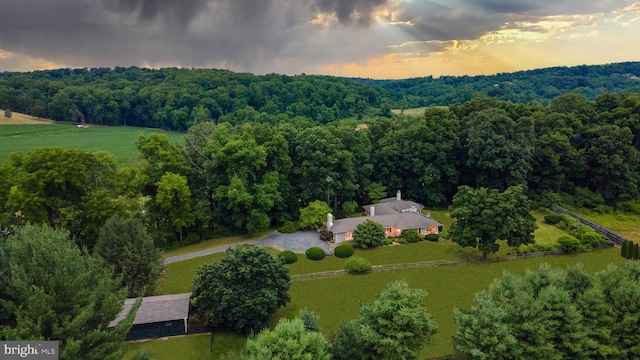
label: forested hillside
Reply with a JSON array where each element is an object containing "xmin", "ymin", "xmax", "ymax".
[
  {"xmin": 1, "ymin": 62, "xmax": 639, "ymax": 131},
  {"xmin": 363, "ymin": 62, "xmax": 640, "ymax": 107}
]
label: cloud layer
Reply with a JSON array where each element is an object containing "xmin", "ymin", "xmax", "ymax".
[{"xmin": 0, "ymin": 0, "xmax": 638, "ymax": 77}]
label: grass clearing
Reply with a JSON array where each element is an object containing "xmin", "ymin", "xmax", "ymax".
[
  {"xmin": 162, "ymin": 229, "xmax": 274, "ymax": 258},
  {"xmin": 532, "ymin": 212, "xmax": 567, "ymax": 245},
  {"xmin": 122, "ymin": 331, "xmax": 245, "ymax": 360},
  {"xmin": 286, "ymin": 247, "xmax": 625, "ymax": 358},
  {"xmin": 144, "ymin": 248, "xmax": 625, "ymax": 359},
  {"xmin": 0, "ymin": 123, "xmax": 184, "ymax": 168},
  {"xmin": 570, "ymin": 209, "xmax": 640, "ymax": 242},
  {"xmin": 1, "ymin": 110, "xmax": 54, "ymax": 124}
]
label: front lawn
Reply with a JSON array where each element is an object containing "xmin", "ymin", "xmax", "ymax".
[{"xmin": 138, "ymin": 248, "xmax": 625, "ymax": 359}]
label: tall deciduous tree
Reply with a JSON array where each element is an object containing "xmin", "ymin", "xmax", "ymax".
[
  {"xmin": 94, "ymin": 216, "xmax": 163, "ymax": 297},
  {"xmin": 464, "ymin": 108, "xmax": 534, "ymax": 190},
  {"xmin": 298, "ymin": 200, "xmax": 332, "ymax": 230},
  {"xmin": 154, "ymin": 172, "xmax": 195, "ymax": 243},
  {"xmin": 192, "ymin": 246, "xmax": 291, "ymax": 334},
  {"xmin": 449, "ymin": 185, "xmax": 537, "ymax": 257},
  {"xmin": 0, "ymin": 224, "xmax": 133, "ymax": 360}
]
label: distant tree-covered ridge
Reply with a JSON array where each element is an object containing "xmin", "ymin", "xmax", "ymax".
[
  {"xmin": 360, "ymin": 61, "xmax": 640, "ymax": 108},
  {"xmin": 1, "ymin": 62, "xmax": 639, "ymax": 131}
]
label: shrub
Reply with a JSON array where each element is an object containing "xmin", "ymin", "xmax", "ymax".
[
  {"xmin": 557, "ymin": 235, "xmax": 581, "ymax": 253},
  {"xmin": 544, "ymin": 213, "xmax": 562, "ymax": 225},
  {"xmin": 395, "ymin": 238, "xmax": 409, "ymax": 245},
  {"xmin": 424, "ymin": 233, "xmax": 440, "ymax": 242},
  {"xmin": 334, "ymin": 243, "xmax": 354, "ymax": 258},
  {"xmin": 279, "ymin": 250, "xmax": 298, "ymax": 264},
  {"xmin": 318, "ymin": 225, "xmax": 333, "ymax": 242},
  {"xmin": 399, "ymin": 229, "xmax": 421, "ymax": 243},
  {"xmin": 382, "ymin": 239, "xmax": 392, "ymax": 246},
  {"xmin": 279, "ymin": 221, "xmax": 300, "ymax": 234},
  {"xmin": 4, "ymin": 108, "xmax": 12, "ymax": 118},
  {"xmin": 353, "ymin": 220, "xmax": 386, "ymax": 248},
  {"xmin": 184, "ymin": 232, "xmax": 201, "ymax": 245},
  {"xmin": 305, "ymin": 247, "xmax": 326, "ymax": 261},
  {"xmin": 344, "ymin": 257, "xmax": 371, "ymax": 274},
  {"xmin": 578, "ymin": 232, "xmax": 607, "ymax": 248}
]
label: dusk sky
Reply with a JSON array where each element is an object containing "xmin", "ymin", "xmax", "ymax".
[{"xmin": 1, "ymin": 0, "xmax": 639, "ymax": 79}]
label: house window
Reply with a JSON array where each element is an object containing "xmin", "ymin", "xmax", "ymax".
[{"xmin": 345, "ymin": 232, "xmax": 353, "ymax": 240}]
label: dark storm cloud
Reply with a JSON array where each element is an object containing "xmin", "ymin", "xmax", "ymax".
[
  {"xmin": 103, "ymin": 0, "xmax": 209, "ymax": 26},
  {"xmin": 0, "ymin": 0, "xmax": 632, "ymax": 74},
  {"xmin": 314, "ymin": 0, "xmax": 390, "ymax": 25}
]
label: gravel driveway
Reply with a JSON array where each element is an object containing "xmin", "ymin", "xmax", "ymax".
[{"xmin": 164, "ymin": 231, "xmax": 331, "ymax": 264}]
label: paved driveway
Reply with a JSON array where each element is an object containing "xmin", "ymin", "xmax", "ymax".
[{"xmin": 164, "ymin": 231, "xmax": 331, "ymax": 264}]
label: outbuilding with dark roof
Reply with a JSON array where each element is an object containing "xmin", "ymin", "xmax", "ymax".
[{"xmin": 110, "ymin": 293, "xmax": 191, "ymax": 341}]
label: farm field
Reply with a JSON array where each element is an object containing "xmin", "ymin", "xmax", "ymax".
[
  {"xmin": 0, "ymin": 122, "xmax": 184, "ymax": 168},
  {"xmin": 131, "ymin": 247, "xmax": 625, "ymax": 359},
  {"xmin": 0, "ymin": 110, "xmax": 54, "ymax": 124}
]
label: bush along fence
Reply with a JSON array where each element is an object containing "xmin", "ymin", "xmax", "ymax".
[
  {"xmin": 551, "ymin": 205, "xmax": 628, "ymax": 246},
  {"xmin": 290, "ymin": 250, "xmax": 564, "ymax": 282}
]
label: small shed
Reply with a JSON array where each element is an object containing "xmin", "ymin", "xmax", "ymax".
[{"xmin": 110, "ymin": 293, "xmax": 191, "ymax": 341}]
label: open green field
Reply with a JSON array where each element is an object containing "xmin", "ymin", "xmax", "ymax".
[
  {"xmin": 0, "ymin": 123, "xmax": 184, "ymax": 168},
  {"xmin": 133, "ymin": 248, "xmax": 626, "ymax": 359},
  {"xmin": 571, "ymin": 208, "xmax": 640, "ymax": 242}
]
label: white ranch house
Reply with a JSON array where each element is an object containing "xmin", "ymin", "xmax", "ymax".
[{"xmin": 328, "ymin": 191, "xmax": 443, "ymax": 244}]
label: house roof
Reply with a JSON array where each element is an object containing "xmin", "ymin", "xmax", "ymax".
[
  {"xmin": 109, "ymin": 293, "xmax": 191, "ymax": 327},
  {"xmin": 331, "ymin": 213, "xmax": 442, "ymax": 234},
  {"xmin": 362, "ymin": 199, "xmax": 425, "ymax": 215}
]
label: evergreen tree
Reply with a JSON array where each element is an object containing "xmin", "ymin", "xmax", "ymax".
[
  {"xmin": 0, "ymin": 224, "xmax": 132, "ymax": 360},
  {"xmin": 621, "ymin": 240, "xmax": 629, "ymax": 258}
]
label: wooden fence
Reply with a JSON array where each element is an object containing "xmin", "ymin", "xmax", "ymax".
[
  {"xmin": 551, "ymin": 205, "xmax": 627, "ymax": 246},
  {"xmin": 290, "ymin": 249, "xmax": 564, "ymax": 282}
]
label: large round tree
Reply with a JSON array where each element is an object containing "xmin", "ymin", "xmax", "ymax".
[{"xmin": 192, "ymin": 245, "xmax": 291, "ymax": 334}]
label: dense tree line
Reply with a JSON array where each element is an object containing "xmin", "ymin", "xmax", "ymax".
[
  {"xmin": 364, "ymin": 61, "xmax": 640, "ymax": 108},
  {"xmin": 2, "ymin": 62, "xmax": 640, "ymax": 131},
  {"xmin": 1, "ymin": 93, "xmax": 639, "ymax": 248}
]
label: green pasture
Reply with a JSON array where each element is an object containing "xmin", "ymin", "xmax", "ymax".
[
  {"xmin": 122, "ymin": 331, "xmax": 245, "ymax": 360},
  {"xmin": 0, "ymin": 124, "xmax": 184, "ymax": 168},
  {"xmin": 137, "ymin": 248, "xmax": 626, "ymax": 359},
  {"xmin": 571, "ymin": 208, "xmax": 640, "ymax": 242}
]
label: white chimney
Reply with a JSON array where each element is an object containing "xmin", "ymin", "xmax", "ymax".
[
  {"xmin": 396, "ymin": 190, "xmax": 401, "ymax": 201},
  {"xmin": 327, "ymin": 213, "xmax": 333, "ymax": 229},
  {"xmin": 369, "ymin": 206, "xmax": 375, "ymax": 217}
]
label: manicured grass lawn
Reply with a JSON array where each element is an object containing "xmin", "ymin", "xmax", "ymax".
[
  {"xmin": 571, "ymin": 208, "xmax": 640, "ymax": 242},
  {"xmin": 162, "ymin": 229, "xmax": 274, "ymax": 258},
  {"xmin": 144, "ymin": 248, "xmax": 625, "ymax": 359},
  {"xmin": 285, "ymin": 247, "xmax": 625, "ymax": 358},
  {"xmin": 532, "ymin": 212, "xmax": 567, "ymax": 245},
  {"xmin": 0, "ymin": 124, "xmax": 184, "ymax": 168},
  {"xmin": 122, "ymin": 331, "xmax": 245, "ymax": 360}
]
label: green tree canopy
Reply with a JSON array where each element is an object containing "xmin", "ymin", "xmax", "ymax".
[
  {"xmin": 298, "ymin": 200, "xmax": 332, "ymax": 230},
  {"xmin": 329, "ymin": 280, "xmax": 438, "ymax": 360},
  {"xmin": 449, "ymin": 185, "xmax": 537, "ymax": 257},
  {"xmin": 352, "ymin": 220, "xmax": 386, "ymax": 248},
  {"xmin": 453, "ymin": 262, "xmax": 640, "ymax": 359},
  {"xmin": 192, "ymin": 246, "xmax": 291, "ymax": 334},
  {"xmin": 0, "ymin": 224, "xmax": 133, "ymax": 360},
  {"xmin": 241, "ymin": 318, "xmax": 330, "ymax": 360},
  {"xmin": 94, "ymin": 215, "xmax": 164, "ymax": 297}
]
